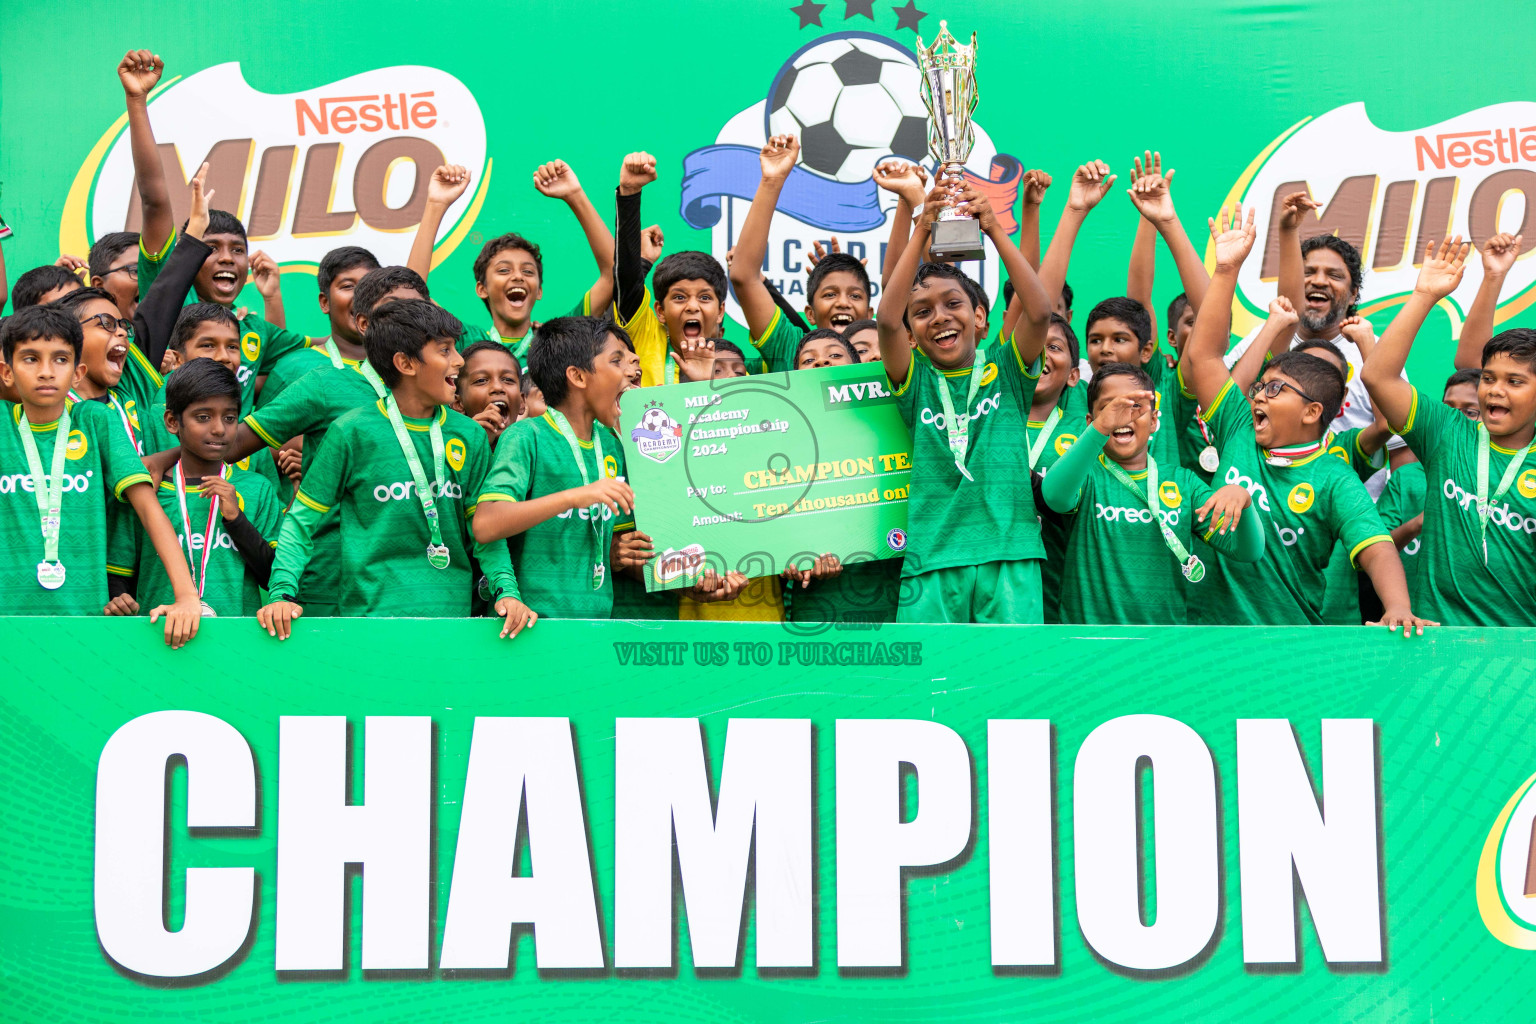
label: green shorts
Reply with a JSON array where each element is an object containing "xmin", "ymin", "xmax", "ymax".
[{"xmin": 898, "ymin": 559, "xmax": 1043, "ymax": 625}]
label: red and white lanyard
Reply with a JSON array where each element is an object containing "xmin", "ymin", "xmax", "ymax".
[{"xmin": 174, "ymin": 461, "xmax": 226, "ymax": 600}]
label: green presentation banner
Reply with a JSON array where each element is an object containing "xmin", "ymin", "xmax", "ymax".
[
  {"xmin": 619, "ymin": 363, "xmax": 911, "ymax": 590},
  {"xmin": 5, "ymin": 618, "xmax": 1536, "ymax": 1022}
]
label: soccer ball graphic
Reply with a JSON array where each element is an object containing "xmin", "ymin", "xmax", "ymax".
[
  {"xmin": 766, "ymin": 33, "xmax": 930, "ymax": 183},
  {"xmin": 638, "ymin": 406, "xmax": 676, "ymax": 436}
]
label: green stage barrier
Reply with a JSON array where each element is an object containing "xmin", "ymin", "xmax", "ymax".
[{"xmin": 4, "ymin": 618, "xmax": 1536, "ymax": 1021}]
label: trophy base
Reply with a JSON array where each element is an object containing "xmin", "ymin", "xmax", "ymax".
[{"xmin": 929, "ymin": 217, "xmax": 985, "ymax": 262}]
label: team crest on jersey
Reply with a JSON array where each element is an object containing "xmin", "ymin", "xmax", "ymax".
[
  {"xmin": 1055, "ymin": 433, "xmax": 1077, "ymax": 456},
  {"xmin": 603, "ymin": 454, "xmax": 620, "ymax": 479},
  {"xmin": 236, "ymin": 456, "xmax": 251, "ymax": 471},
  {"xmin": 1519, "ymin": 469, "xmax": 1536, "ymax": 499},
  {"xmin": 1287, "ymin": 482, "xmax": 1316, "ymax": 513},
  {"xmin": 241, "ymin": 332, "xmax": 261, "ymax": 362},
  {"xmin": 1159, "ymin": 480, "xmax": 1182, "ymax": 507},
  {"xmin": 979, "ymin": 362, "xmax": 998, "ymax": 387},
  {"xmin": 123, "ymin": 401, "xmax": 141, "ymax": 429},
  {"xmin": 65, "ymin": 430, "xmax": 89, "ymax": 460},
  {"xmin": 886, "ymin": 527, "xmax": 907, "ymax": 552},
  {"xmin": 445, "ymin": 437, "xmax": 467, "ymax": 472},
  {"xmin": 682, "ymin": 31, "xmax": 1023, "ymax": 323}
]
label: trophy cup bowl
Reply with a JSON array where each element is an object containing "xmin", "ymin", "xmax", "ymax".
[{"xmin": 917, "ymin": 20, "xmax": 984, "ymax": 262}]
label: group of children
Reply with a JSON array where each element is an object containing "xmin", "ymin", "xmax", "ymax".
[{"xmin": 0, "ymin": 50, "xmax": 1530, "ymax": 642}]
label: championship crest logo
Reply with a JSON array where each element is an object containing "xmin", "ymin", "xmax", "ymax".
[{"xmin": 630, "ymin": 401, "xmax": 684, "ymax": 463}]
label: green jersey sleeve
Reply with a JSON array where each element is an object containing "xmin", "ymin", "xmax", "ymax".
[
  {"xmin": 1199, "ymin": 378, "xmax": 1255, "ymax": 451},
  {"xmin": 479, "ymin": 425, "xmax": 536, "ymax": 503},
  {"xmin": 460, "ymin": 428, "xmax": 519, "ymax": 602},
  {"xmin": 1328, "ymin": 426, "xmax": 1387, "ymax": 482},
  {"xmin": 88, "ymin": 402, "xmax": 152, "ymax": 500},
  {"xmin": 753, "ymin": 308, "xmax": 805, "ymax": 374},
  {"xmin": 267, "ymin": 422, "xmax": 348, "ymax": 599},
  {"xmin": 1325, "ymin": 467, "xmax": 1393, "ymax": 566},
  {"xmin": 1394, "ymin": 386, "xmax": 1457, "ymax": 462},
  {"xmin": 136, "ymin": 227, "xmax": 176, "ymax": 295},
  {"xmin": 250, "ymin": 315, "xmax": 312, "ymax": 374},
  {"xmin": 244, "ymin": 366, "xmax": 339, "ymax": 450}
]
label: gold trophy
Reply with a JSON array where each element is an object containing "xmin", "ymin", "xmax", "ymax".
[{"xmin": 916, "ymin": 20, "xmax": 983, "ymax": 261}]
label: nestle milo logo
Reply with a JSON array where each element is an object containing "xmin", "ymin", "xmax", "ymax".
[{"xmin": 62, "ymin": 62, "xmax": 488, "ymax": 270}]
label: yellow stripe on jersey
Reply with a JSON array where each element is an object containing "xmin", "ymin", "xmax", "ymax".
[
  {"xmin": 752, "ymin": 307, "xmax": 784, "ymax": 347},
  {"xmin": 126, "ymin": 344, "xmax": 163, "ymax": 386},
  {"xmin": 294, "ymin": 490, "xmax": 330, "ymax": 514},
  {"xmin": 1393, "ymin": 388, "xmax": 1419, "ymax": 435},
  {"xmin": 892, "ymin": 353, "xmax": 917, "ymax": 397},
  {"xmin": 113, "ymin": 472, "xmax": 151, "ymax": 498},
  {"xmin": 140, "ymin": 226, "xmax": 176, "ymax": 262},
  {"xmin": 105, "ymin": 563, "xmax": 135, "ymax": 576},
  {"xmin": 1202, "ymin": 378, "xmax": 1235, "ymax": 422},
  {"xmin": 477, "ymin": 491, "xmax": 519, "ymax": 504},
  {"xmin": 244, "ymin": 415, "xmax": 285, "ymax": 451},
  {"xmin": 1349, "ymin": 534, "xmax": 1393, "ymax": 566}
]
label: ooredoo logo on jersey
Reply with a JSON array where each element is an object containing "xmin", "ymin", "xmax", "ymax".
[{"xmin": 63, "ymin": 63, "xmax": 489, "ymax": 271}]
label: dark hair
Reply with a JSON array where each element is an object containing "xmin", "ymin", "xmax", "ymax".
[
  {"xmin": 1086, "ymin": 296, "xmax": 1152, "ymax": 347},
  {"xmin": 841, "ymin": 318, "xmax": 878, "ymax": 341},
  {"xmin": 1300, "ymin": 235, "xmax": 1364, "ymax": 313},
  {"xmin": 1061, "ymin": 279, "xmax": 1074, "ymax": 314},
  {"xmin": 794, "ymin": 327, "xmax": 859, "ymax": 366},
  {"xmin": 1086, "ymin": 361, "xmax": 1155, "ymax": 410},
  {"xmin": 193, "ymin": 209, "xmax": 248, "ymax": 242},
  {"xmin": 1048, "ymin": 312, "xmax": 1080, "ymax": 366},
  {"xmin": 652, "ymin": 251, "xmax": 727, "ymax": 303},
  {"xmin": 598, "ymin": 317, "xmax": 636, "ymax": 354},
  {"xmin": 88, "ymin": 232, "xmax": 140, "ymax": 280},
  {"xmin": 352, "ymin": 266, "xmax": 430, "ymax": 322},
  {"xmin": 364, "ymin": 299, "xmax": 464, "ymax": 389},
  {"xmin": 527, "ymin": 315, "xmax": 609, "ymax": 407},
  {"xmin": 806, "ymin": 252, "xmax": 871, "ymax": 301},
  {"xmin": 1294, "ymin": 337, "xmax": 1347, "ymax": 375},
  {"xmin": 959, "ymin": 273, "xmax": 989, "ymax": 315},
  {"xmin": 317, "ymin": 246, "xmax": 380, "ymax": 294},
  {"xmin": 457, "ymin": 341, "xmax": 521, "ymax": 395},
  {"xmin": 46, "ymin": 285, "xmax": 121, "ymax": 318},
  {"xmin": 1483, "ymin": 328, "xmax": 1536, "ymax": 374},
  {"xmin": 1166, "ymin": 293, "xmax": 1190, "ymax": 331},
  {"xmin": 12, "ymin": 265, "xmax": 83, "ymax": 309},
  {"xmin": 1444, "ymin": 367, "xmax": 1481, "ymax": 391},
  {"xmin": 901, "ymin": 262, "xmax": 973, "ymax": 329},
  {"xmin": 473, "ymin": 233, "xmax": 543, "ymax": 286},
  {"xmin": 519, "ymin": 372, "xmax": 540, "ymax": 398},
  {"xmin": 1, "ymin": 305, "xmax": 83, "ymax": 362},
  {"xmin": 171, "ymin": 302, "xmax": 241, "ymax": 352},
  {"xmin": 1267, "ymin": 350, "xmax": 1346, "ymax": 424},
  {"xmin": 713, "ymin": 338, "xmax": 746, "ymax": 360},
  {"xmin": 164, "ymin": 357, "xmax": 241, "ymax": 417}
]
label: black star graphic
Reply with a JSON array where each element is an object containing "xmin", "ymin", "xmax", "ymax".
[
  {"xmin": 845, "ymin": 0, "xmax": 875, "ymax": 18},
  {"xmin": 892, "ymin": 0, "xmax": 927, "ymax": 32},
  {"xmin": 790, "ymin": 0, "xmax": 826, "ymax": 28}
]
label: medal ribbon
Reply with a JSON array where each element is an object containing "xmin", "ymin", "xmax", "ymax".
[
  {"xmin": 933, "ymin": 347, "xmax": 987, "ymax": 482},
  {"xmin": 380, "ymin": 395, "xmax": 450, "ymax": 562},
  {"xmin": 1476, "ymin": 422, "xmax": 1531, "ymax": 564},
  {"xmin": 174, "ymin": 461, "xmax": 225, "ymax": 600},
  {"xmin": 546, "ymin": 409, "xmax": 608, "ymax": 590},
  {"xmin": 1027, "ymin": 406, "xmax": 1061, "ymax": 470},
  {"xmin": 1103, "ymin": 455, "xmax": 1200, "ymax": 575},
  {"xmin": 17, "ymin": 406, "xmax": 71, "ymax": 569},
  {"xmin": 68, "ymin": 389, "xmax": 137, "ymax": 452}
]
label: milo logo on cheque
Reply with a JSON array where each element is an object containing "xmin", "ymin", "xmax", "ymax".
[
  {"xmin": 63, "ymin": 63, "xmax": 489, "ymax": 269},
  {"xmin": 653, "ymin": 543, "xmax": 707, "ymax": 586}
]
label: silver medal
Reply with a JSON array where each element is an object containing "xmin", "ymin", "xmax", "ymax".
[
  {"xmin": 36, "ymin": 561, "xmax": 66, "ymax": 590},
  {"xmin": 200, "ymin": 601, "xmax": 218, "ymax": 617},
  {"xmin": 1198, "ymin": 445, "xmax": 1220, "ymax": 473}
]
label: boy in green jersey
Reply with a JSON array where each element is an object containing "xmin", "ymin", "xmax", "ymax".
[
  {"xmin": 876, "ymin": 174, "xmax": 1054, "ymax": 624},
  {"xmin": 119, "ymin": 51, "xmax": 309, "ymax": 413},
  {"xmin": 1042, "ymin": 362, "xmax": 1262, "ymax": 624},
  {"xmin": 841, "ymin": 321, "xmax": 880, "ymax": 363},
  {"xmin": 408, "ymin": 161, "xmax": 614, "ymax": 358},
  {"xmin": 146, "ymin": 267, "xmax": 431, "ymax": 616},
  {"xmin": 109, "ymin": 359, "xmax": 280, "ymax": 618},
  {"xmin": 0, "ymin": 306, "xmax": 200, "ymax": 644},
  {"xmin": 255, "ymin": 246, "xmax": 381, "ymax": 409},
  {"xmin": 1027, "ymin": 314, "xmax": 1086, "ymax": 623},
  {"xmin": 1183, "ymin": 206, "xmax": 1427, "ymax": 632},
  {"xmin": 475, "ymin": 317, "xmax": 746, "ymax": 619},
  {"xmin": 454, "ymin": 341, "xmax": 523, "ymax": 448},
  {"xmin": 258, "ymin": 300, "xmax": 529, "ymax": 637},
  {"xmin": 729, "ymin": 135, "xmax": 874, "ymax": 373},
  {"xmin": 47, "ymin": 287, "xmax": 162, "ymax": 454},
  {"xmin": 1363, "ymin": 237, "xmax": 1536, "ymax": 626}
]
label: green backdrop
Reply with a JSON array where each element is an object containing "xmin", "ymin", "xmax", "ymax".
[
  {"xmin": 2, "ymin": 0, "xmax": 1532, "ymax": 385},
  {"xmin": 4, "ymin": 618, "xmax": 1536, "ymax": 1022}
]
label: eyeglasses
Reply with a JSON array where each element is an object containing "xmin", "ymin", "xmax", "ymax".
[
  {"xmin": 1248, "ymin": 377, "xmax": 1316, "ymax": 404},
  {"xmin": 79, "ymin": 313, "xmax": 133, "ymax": 335},
  {"xmin": 102, "ymin": 264, "xmax": 139, "ymax": 280}
]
